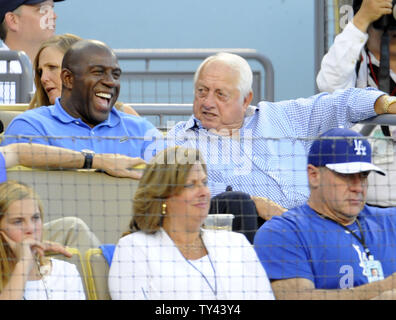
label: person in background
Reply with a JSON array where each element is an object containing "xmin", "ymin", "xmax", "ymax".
[
  {"xmin": 28, "ymin": 33, "xmax": 138, "ymax": 116},
  {"xmin": 254, "ymin": 128, "xmax": 396, "ymax": 300},
  {"xmin": 0, "ymin": 0, "xmax": 62, "ymax": 64},
  {"xmin": 108, "ymin": 146, "xmax": 274, "ymax": 300},
  {"xmin": 317, "ymin": 0, "xmax": 395, "ymax": 94},
  {"xmin": 28, "ymin": 33, "xmax": 81, "ymax": 109},
  {"xmin": 0, "ymin": 0, "xmax": 64, "ymax": 104},
  {"xmin": 316, "ymin": 0, "xmax": 396, "ymax": 207},
  {"xmin": 0, "ymin": 180, "xmax": 85, "ymax": 300}
]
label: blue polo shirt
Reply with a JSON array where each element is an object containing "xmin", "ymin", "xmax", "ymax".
[
  {"xmin": 3, "ymin": 98, "xmax": 165, "ymax": 161},
  {"xmin": 0, "ymin": 153, "xmax": 6, "ymax": 183}
]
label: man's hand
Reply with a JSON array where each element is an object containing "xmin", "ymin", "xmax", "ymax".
[
  {"xmin": 41, "ymin": 240, "xmax": 73, "ymax": 258},
  {"xmin": 92, "ymin": 153, "xmax": 146, "ymax": 179},
  {"xmin": 251, "ymin": 196, "xmax": 287, "ymax": 221},
  {"xmin": 372, "ymin": 289, "xmax": 396, "ymax": 300},
  {"xmin": 354, "ymin": 0, "xmax": 393, "ymax": 32}
]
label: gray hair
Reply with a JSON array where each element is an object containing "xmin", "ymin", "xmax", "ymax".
[{"xmin": 193, "ymin": 52, "xmax": 253, "ymax": 101}]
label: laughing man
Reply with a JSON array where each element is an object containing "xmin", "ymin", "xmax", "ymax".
[{"xmin": 3, "ymin": 39, "xmax": 163, "ymax": 161}]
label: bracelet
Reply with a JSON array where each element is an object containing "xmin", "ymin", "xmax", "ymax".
[{"xmin": 382, "ymin": 95, "xmax": 396, "ymax": 114}]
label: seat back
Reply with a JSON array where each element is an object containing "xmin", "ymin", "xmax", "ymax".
[
  {"xmin": 7, "ymin": 167, "xmax": 139, "ymax": 244},
  {"xmin": 85, "ymin": 248, "xmax": 112, "ymax": 300},
  {"xmin": 367, "ymin": 160, "xmax": 396, "ymax": 207},
  {"xmin": 49, "ymin": 247, "xmax": 90, "ymax": 300},
  {"xmin": 0, "ymin": 109, "xmax": 23, "ymax": 130},
  {"xmin": 366, "ymin": 138, "xmax": 396, "ymax": 207}
]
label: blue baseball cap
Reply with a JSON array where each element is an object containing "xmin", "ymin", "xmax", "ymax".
[
  {"xmin": 0, "ymin": 0, "xmax": 64, "ymax": 24},
  {"xmin": 308, "ymin": 128, "xmax": 386, "ymax": 176}
]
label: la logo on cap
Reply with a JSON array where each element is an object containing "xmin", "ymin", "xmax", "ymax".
[{"xmin": 353, "ymin": 139, "xmax": 366, "ymax": 156}]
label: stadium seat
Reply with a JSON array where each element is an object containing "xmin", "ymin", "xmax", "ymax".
[
  {"xmin": 7, "ymin": 167, "xmax": 139, "ymax": 244},
  {"xmin": 49, "ymin": 247, "xmax": 89, "ymax": 300},
  {"xmin": 85, "ymin": 247, "xmax": 112, "ymax": 300},
  {"xmin": 0, "ymin": 109, "xmax": 23, "ymax": 130}
]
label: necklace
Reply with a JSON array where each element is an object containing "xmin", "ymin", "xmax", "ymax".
[
  {"xmin": 185, "ymin": 251, "xmax": 218, "ymax": 298},
  {"xmin": 176, "ymin": 238, "xmax": 205, "ymax": 252},
  {"xmin": 180, "ymin": 234, "xmax": 218, "ymax": 298},
  {"xmin": 38, "ymin": 259, "xmax": 52, "ymax": 300},
  {"xmin": 24, "ymin": 258, "xmax": 51, "ymax": 300},
  {"xmin": 164, "ymin": 229, "xmax": 218, "ymax": 298}
]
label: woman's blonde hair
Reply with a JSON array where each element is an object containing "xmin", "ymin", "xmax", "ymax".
[
  {"xmin": 0, "ymin": 181, "xmax": 44, "ymax": 291},
  {"xmin": 126, "ymin": 146, "xmax": 206, "ymax": 235},
  {"xmin": 28, "ymin": 33, "xmax": 82, "ymax": 110}
]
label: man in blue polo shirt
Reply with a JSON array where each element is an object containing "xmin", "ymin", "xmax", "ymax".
[
  {"xmin": 3, "ymin": 39, "xmax": 163, "ymax": 161},
  {"xmin": 254, "ymin": 128, "xmax": 396, "ymax": 300}
]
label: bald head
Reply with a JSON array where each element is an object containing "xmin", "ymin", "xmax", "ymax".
[{"xmin": 62, "ymin": 39, "xmax": 117, "ymax": 71}]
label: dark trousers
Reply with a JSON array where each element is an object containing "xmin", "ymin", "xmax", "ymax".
[{"xmin": 209, "ymin": 191, "xmax": 265, "ymax": 244}]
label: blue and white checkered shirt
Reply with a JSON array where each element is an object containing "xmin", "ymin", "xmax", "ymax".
[{"xmin": 167, "ymin": 87, "xmax": 383, "ymax": 209}]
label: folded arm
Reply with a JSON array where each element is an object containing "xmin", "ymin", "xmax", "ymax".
[
  {"xmin": 0, "ymin": 143, "xmax": 145, "ymax": 179},
  {"xmin": 251, "ymin": 196, "xmax": 287, "ymax": 221},
  {"xmin": 271, "ymin": 275, "xmax": 396, "ymax": 300}
]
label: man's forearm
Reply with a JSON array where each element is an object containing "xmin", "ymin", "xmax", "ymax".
[
  {"xmin": 2, "ymin": 143, "xmax": 145, "ymax": 179},
  {"xmin": 272, "ymin": 275, "xmax": 394, "ymax": 300},
  {"xmin": 13, "ymin": 143, "xmax": 85, "ymax": 169}
]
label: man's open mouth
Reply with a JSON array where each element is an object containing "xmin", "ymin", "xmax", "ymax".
[{"xmin": 94, "ymin": 92, "xmax": 113, "ymax": 111}]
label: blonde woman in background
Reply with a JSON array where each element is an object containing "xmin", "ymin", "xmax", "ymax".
[
  {"xmin": 109, "ymin": 146, "xmax": 274, "ymax": 300},
  {"xmin": 0, "ymin": 180, "xmax": 86, "ymax": 300}
]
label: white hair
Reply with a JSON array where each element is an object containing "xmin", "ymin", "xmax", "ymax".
[{"xmin": 193, "ymin": 52, "xmax": 253, "ymax": 101}]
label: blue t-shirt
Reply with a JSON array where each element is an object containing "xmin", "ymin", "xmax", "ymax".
[
  {"xmin": 254, "ymin": 204, "xmax": 396, "ymax": 289},
  {"xmin": 2, "ymin": 98, "xmax": 165, "ymax": 161},
  {"xmin": 0, "ymin": 152, "xmax": 6, "ymax": 183}
]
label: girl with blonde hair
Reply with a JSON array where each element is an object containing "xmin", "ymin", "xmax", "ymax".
[{"xmin": 0, "ymin": 180, "xmax": 85, "ymax": 300}]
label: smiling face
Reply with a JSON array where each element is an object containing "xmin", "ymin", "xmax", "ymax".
[
  {"xmin": 163, "ymin": 163, "xmax": 211, "ymax": 233},
  {"xmin": 0, "ymin": 198, "xmax": 42, "ymax": 244},
  {"xmin": 38, "ymin": 46, "xmax": 63, "ymax": 104},
  {"xmin": 193, "ymin": 60, "xmax": 251, "ymax": 133},
  {"xmin": 62, "ymin": 45, "xmax": 121, "ymax": 127}
]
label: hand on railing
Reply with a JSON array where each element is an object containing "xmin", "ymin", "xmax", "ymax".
[{"xmin": 92, "ymin": 153, "xmax": 146, "ymax": 179}]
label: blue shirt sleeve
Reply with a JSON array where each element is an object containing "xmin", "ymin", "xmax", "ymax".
[
  {"xmin": 260, "ymin": 87, "xmax": 383, "ymax": 141},
  {"xmin": 3, "ymin": 117, "xmax": 49, "ymax": 146},
  {"xmin": 0, "ymin": 152, "xmax": 7, "ymax": 183},
  {"xmin": 254, "ymin": 216, "xmax": 315, "ymax": 282}
]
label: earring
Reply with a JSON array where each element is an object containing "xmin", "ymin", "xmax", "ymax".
[{"xmin": 162, "ymin": 203, "xmax": 167, "ymax": 215}]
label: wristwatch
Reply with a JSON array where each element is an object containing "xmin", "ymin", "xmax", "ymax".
[
  {"xmin": 81, "ymin": 149, "xmax": 95, "ymax": 169},
  {"xmin": 382, "ymin": 95, "xmax": 396, "ymax": 114}
]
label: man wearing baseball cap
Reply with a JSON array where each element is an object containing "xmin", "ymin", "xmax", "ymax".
[
  {"xmin": 0, "ymin": 0, "xmax": 64, "ymax": 62},
  {"xmin": 254, "ymin": 127, "xmax": 396, "ymax": 300},
  {"xmin": 0, "ymin": 0, "xmax": 64, "ymax": 103}
]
